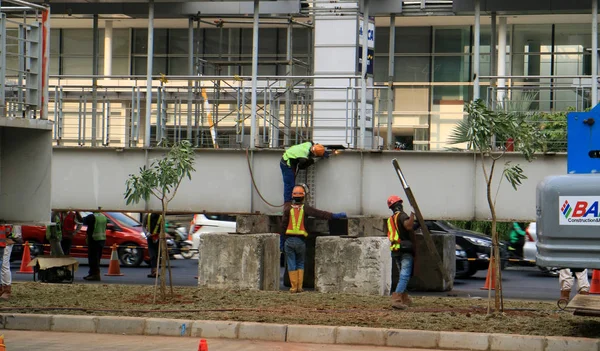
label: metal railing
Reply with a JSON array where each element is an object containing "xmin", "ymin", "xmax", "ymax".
[{"xmin": 0, "ymin": 0, "xmax": 50, "ymax": 119}]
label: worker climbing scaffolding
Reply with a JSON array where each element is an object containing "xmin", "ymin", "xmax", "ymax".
[{"xmin": 280, "ymin": 142, "xmax": 329, "ymax": 204}]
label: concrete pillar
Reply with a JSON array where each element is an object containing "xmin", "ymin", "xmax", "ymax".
[
  {"xmin": 104, "ymin": 20, "xmax": 113, "ymax": 78},
  {"xmin": 315, "ymin": 236, "xmax": 391, "ymax": 296},
  {"xmin": 197, "ymin": 233, "xmax": 280, "ymax": 291},
  {"xmin": 497, "ymin": 17, "xmax": 507, "ymax": 106},
  {"xmin": 403, "ymin": 233, "xmax": 455, "ymax": 292}
]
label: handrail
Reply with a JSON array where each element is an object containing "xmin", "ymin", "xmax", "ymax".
[{"xmin": 50, "ymin": 74, "xmax": 362, "ymax": 80}]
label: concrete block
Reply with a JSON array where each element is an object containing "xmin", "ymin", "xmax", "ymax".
[
  {"xmin": 336, "ymin": 326, "xmax": 386, "ymax": 346},
  {"xmin": 545, "ymin": 336, "xmax": 600, "ymax": 351},
  {"xmin": 305, "ymin": 218, "xmax": 331, "ymax": 233},
  {"xmin": 439, "ymin": 331, "xmax": 489, "ymax": 351},
  {"xmin": 52, "ymin": 315, "xmax": 97, "ymax": 333},
  {"xmin": 286, "ymin": 324, "xmax": 337, "ymax": 344},
  {"xmin": 96, "ymin": 316, "xmax": 145, "ymax": 335},
  {"xmin": 144, "ymin": 318, "xmax": 193, "ymax": 336},
  {"xmin": 405, "ymin": 232, "xmax": 455, "ymax": 292},
  {"xmin": 386, "ymin": 329, "xmax": 439, "ymax": 349},
  {"xmin": 192, "ymin": 320, "xmax": 239, "ymax": 339},
  {"xmin": 315, "ymin": 236, "xmax": 391, "ymax": 296},
  {"xmin": 348, "ymin": 216, "xmax": 386, "ymax": 237},
  {"xmin": 198, "ymin": 233, "xmax": 280, "ymax": 290},
  {"xmin": 236, "ymin": 215, "xmax": 270, "ymax": 234},
  {"xmin": 490, "ymin": 334, "xmax": 544, "ymax": 351},
  {"xmin": 4, "ymin": 314, "xmax": 51, "ymax": 331},
  {"xmin": 238, "ymin": 322, "xmax": 286, "ymax": 342}
]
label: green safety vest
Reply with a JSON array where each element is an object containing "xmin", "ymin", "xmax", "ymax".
[
  {"xmin": 285, "ymin": 205, "xmax": 308, "ymax": 237},
  {"xmin": 46, "ymin": 213, "xmax": 63, "ymax": 241},
  {"xmin": 282, "ymin": 142, "xmax": 312, "ymax": 167},
  {"xmin": 387, "ymin": 213, "xmax": 401, "ymax": 251},
  {"xmin": 93, "ymin": 213, "xmax": 107, "ymax": 241}
]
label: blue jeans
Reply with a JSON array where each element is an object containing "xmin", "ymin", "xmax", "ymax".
[
  {"xmin": 284, "ymin": 236, "xmax": 306, "ymax": 271},
  {"xmin": 393, "ymin": 253, "xmax": 414, "ymax": 293},
  {"xmin": 280, "ymin": 161, "xmax": 295, "ymax": 203}
]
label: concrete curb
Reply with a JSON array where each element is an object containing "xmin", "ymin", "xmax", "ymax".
[{"xmin": 1, "ymin": 313, "xmax": 598, "ymax": 351}]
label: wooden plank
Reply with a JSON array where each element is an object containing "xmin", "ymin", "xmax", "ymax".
[{"xmin": 566, "ymin": 294, "xmax": 600, "ymax": 311}]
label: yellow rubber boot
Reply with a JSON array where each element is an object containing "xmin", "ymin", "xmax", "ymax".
[
  {"xmin": 288, "ymin": 270, "xmax": 298, "ymax": 293},
  {"xmin": 297, "ymin": 269, "xmax": 305, "ymax": 293}
]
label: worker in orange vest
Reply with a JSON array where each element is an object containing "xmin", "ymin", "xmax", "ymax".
[{"xmin": 280, "ymin": 184, "xmax": 346, "ymax": 293}]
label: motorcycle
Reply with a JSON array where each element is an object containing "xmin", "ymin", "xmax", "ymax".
[{"xmin": 167, "ymin": 223, "xmax": 194, "ymax": 259}]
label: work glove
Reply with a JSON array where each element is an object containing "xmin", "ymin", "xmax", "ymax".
[{"xmin": 331, "ymin": 212, "xmax": 347, "ymax": 220}]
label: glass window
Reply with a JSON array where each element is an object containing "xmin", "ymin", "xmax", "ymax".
[
  {"xmin": 112, "ymin": 29, "xmax": 130, "ymax": 57},
  {"xmin": 396, "ymin": 27, "xmax": 431, "ymax": 54},
  {"xmin": 375, "ymin": 27, "xmax": 389, "ymax": 54},
  {"xmin": 292, "ymin": 28, "xmax": 310, "ymax": 55},
  {"xmin": 432, "ymin": 56, "xmax": 470, "ymax": 82},
  {"xmin": 373, "ymin": 56, "xmax": 388, "ymax": 82},
  {"xmin": 168, "ymin": 29, "xmax": 188, "ymax": 55},
  {"xmin": 434, "ymin": 27, "xmax": 470, "ymax": 54},
  {"xmin": 133, "ymin": 57, "xmax": 168, "ymax": 75},
  {"xmin": 395, "ymin": 56, "xmax": 430, "ymax": 82},
  {"xmin": 132, "ymin": 29, "xmax": 167, "ymax": 55},
  {"xmin": 512, "ymin": 25, "xmax": 552, "ymax": 54},
  {"xmin": 240, "ymin": 28, "xmax": 279, "ymax": 55},
  {"xmin": 204, "ymin": 28, "xmax": 227, "ymax": 56}
]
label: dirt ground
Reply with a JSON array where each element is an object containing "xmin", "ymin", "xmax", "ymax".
[{"xmin": 3, "ymin": 282, "xmax": 600, "ymax": 338}]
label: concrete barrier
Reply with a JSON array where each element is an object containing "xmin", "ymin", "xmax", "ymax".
[
  {"xmin": 315, "ymin": 236, "xmax": 391, "ymax": 295},
  {"xmin": 197, "ymin": 233, "xmax": 280, "ymax": 290},
  {"xmin": 405, "ymin": 232, "xmax": 456, "ymax": 292}
]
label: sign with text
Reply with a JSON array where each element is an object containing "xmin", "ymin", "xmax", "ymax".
[
  {"xmin": 357, "ymin": 47, "xmax": 374, "ymax": 75},
  {"xmin": 559, "ymin": 196, "xmax": 600, "ymax": 225},
  {"xmin": 358, "ymin": 16, "xmax": 375, "ymax": 49}
]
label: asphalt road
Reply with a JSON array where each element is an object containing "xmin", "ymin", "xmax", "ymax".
[{"xmin": 11, "ymin": 257, "xmax": 567, "ymax": 301}]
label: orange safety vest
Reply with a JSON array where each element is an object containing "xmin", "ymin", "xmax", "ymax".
[
  {"xmin": 387, "ymin": 213, "xmax": 401, "ymax": 252},
  {"xmin": 286, "ymin": 205, "xmax": 308, "ymax": 237},
  {"xmin": 0, "ymin": 225, "xmax": 7, "ymax": 248}
]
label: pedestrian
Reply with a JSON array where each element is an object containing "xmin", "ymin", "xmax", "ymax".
[
  {"xmin": 387, "ymin": 195, "xmax": 418, "ymax": 310},
  {"xmin": 280, "ymin": 142, "xmax": 328, "ymax": 204},
  {"xmin": 281, "ymin": 184, "xmax": 346, "ymax": 293},
  {"xmin": 60, "ymin": 211, "xmax": 79, "ymax": 255},
  {"xmin": 508, "ymin": 222, "xmax": 526, "ymax": 258},
  {"xmin": 559, "ymin": 268, "xmax": 590, "ymax": 301},
  {"xmin": 143, "ymin": 212, "xmax": 163, "ymax": 278},
  {"xmin": 82, "ymin": 209, "xmax": 107, "ymax": 281},
  {"xmin": 1, "ymin": 225, "xmax": 20, "ymax": 300},
  {"xmin": 47, "ymin": 211, "xmax": 65, "ymax": 256}
]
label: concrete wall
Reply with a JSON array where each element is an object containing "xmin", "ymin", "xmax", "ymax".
[
  {"xmin": 0, "ymin": 124, "xmax": 53, "ymax": 224},
  {"xmin": 51, "ymin": 147, "xmax": 567, "ymax": 221}
]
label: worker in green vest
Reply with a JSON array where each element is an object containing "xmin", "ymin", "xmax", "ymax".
[
  {"xmin": 82, "ymin": 208, "xmax": 107, "ymax": 281},
  {"xmin": 280, "ymin": 142, "xmax": 328, "ymax": 204}
]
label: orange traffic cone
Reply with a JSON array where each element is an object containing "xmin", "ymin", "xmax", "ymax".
[
  {"xmin": 590, "ymin": 270, "xmax": 600, "ymax": 294},
  {"xmin": 480, "ymin": 258, "xmax": 499, "ymax": 290},
  {"xmin": 105, "ymin": 244, "xmax": 124, "ymax": 276},
  {"xmin": 0, "ymin": 334, "xmax": 5, "ymax": 351},
  {"xmin": 17, "ymin": 242, "xmax": 34, "ymax": 274},
  {"xmin": 198, "ymin": 339, "xmax": 208, "ymax": 351}
]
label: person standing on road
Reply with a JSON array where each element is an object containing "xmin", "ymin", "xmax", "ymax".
[
  {"xmin": 387, "ymin": 195, "xmax": 418, "ymax": 310},
  {"xmin": 0, "ymin": 225, "xmax": 20, "ymax": 300},
  {"xmin": 82, "ymin": 209, "xmax": 107, "ymax": 281},
  {"xmin": 142, "ymin": 212, "xmax": 163, "ymax": 279},
  {"xmin": 559, "ymin": 268, "xmax": 590, "ymax": 301},
  {"xmin": 281, "ymin": 184, "xmax": 346, "ymax": 293},
  {"xmin": 60, "ymin": 211, "xmax": 79, "ymax": 255}
]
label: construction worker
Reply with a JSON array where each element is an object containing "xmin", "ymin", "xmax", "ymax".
[
  {"xmin": 143, "ymin": 212, "xmax": 163, "ymax": 278},
  {"xmin": 387, "ymin": 195, "xmax": 417, "ymax": 310},
  {"xmin": 280, "ymin": 142, "xmax": 328, "ymax": 204},
  {"xmin": 281, "ymin": 184, "xmax": 346, "ymax": 293},
  {"xmin": 559, "ymin": 268, "xmax": 590, "ymax": 302},
  {"xmin": 82, "ymin": 209, "xmax": 107, "ymax": 281},
  {"xmin": 1, "ymin": 225, "xmax": 21, "ymax": 300},
  {"xmin": 508, "ymin": 222, "xmax": 526, "ymax": 258}
]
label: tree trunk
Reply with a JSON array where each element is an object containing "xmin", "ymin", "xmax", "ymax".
[
  {"xmin": 159, "ymin": 203, "xmax": 168, "ymax": 300},
  {"xmin": 486, "ymin": 159, "xmax": 503, "ymax": 312}
]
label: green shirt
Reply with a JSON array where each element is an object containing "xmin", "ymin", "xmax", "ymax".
[
  {"xmin": 93, "ymin": 213, "xmax": 108, "ymax": 241},
  {"xmin": 282, "ymin": 142, "xmax": 312, "ymax": 167}
]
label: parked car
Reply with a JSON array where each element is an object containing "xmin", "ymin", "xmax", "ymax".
[
  {"xmin": 21, "ymin": 212, "xmax": 151, "ymax": 267},
  {"xmin": 423, "ymin": 220, "xmax": 509, "ymax": 279},
  {"xmin": 524, "ymin": 222, "xmax": 559, "ymax": 276},
  {"xmin": 189, "ymin": 214, "xmax": 237, "ymax": 250}
]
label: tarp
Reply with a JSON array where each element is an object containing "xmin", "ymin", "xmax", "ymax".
[{"xmin": 28, "ymin": 256, "xmax": 79, "ymax": 272}]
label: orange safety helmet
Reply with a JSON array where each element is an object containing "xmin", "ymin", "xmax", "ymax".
[
  {"xmin": 387, "ymin": 195, "xmax": 403, "ymax": 208},
  {"xmin": 310, "ymin": 144, "xmax": 326, "ymax": 157},
  {"xmin": 292, "ymin": 185, "xmax": 306, "ymax": 198}
]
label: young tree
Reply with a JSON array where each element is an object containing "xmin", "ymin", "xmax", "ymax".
[
  {"xmin": 448, "ymin": 99, "xmax": 544, "ymax": 313},
  {"xmin": 124, "ymin": 140, "xmax": 195, "ymax": 301}
]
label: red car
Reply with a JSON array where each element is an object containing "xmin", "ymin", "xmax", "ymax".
[{"xmin": 21, "ymin": 212, "xmax": 150, "ymax": 267}]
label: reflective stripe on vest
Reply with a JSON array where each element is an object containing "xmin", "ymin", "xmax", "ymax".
[
  {"xmin": 282, "ymin": 142, "xmax": 312, "ymax": 167},
  {"xmin": 0, "ymin": 226, "xmax": 6, "ymax": 248},
  {"xmin": 286, "ymin": 206, "xmax": 308, "ymax": 237},
  {"xmin": 147, "ymin": 214, "xmax": 163, "ymax": 237},
  {"xmin": 387, "ymin": 213, "xmax": 401, "ymax": 251}
]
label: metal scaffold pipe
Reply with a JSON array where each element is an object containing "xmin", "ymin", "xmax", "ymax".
[
  {"xmin": 359, "ymin": 0, "xmax": 369, "ymax": 149},
  {"xmin": 145, "ymin": 0, "xmax": 154, "ymax": 148},
  {"xmin": 473, "ymin": 0, "xmax": 480, "ymax": 100},
  {"xmin": 249, "ymin": 0, "xmax": 259, "ymax": 149}
]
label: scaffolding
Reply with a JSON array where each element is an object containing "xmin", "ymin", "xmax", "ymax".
[{"xmin": 0, "ymin": 0, "xmax": 50, "ymax": 119}]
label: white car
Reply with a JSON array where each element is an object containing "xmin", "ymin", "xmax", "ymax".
[
  {"xmin": 189, "ymin": 214, "xmax": 237, "ymax": 250},
  {"xmin": 525, "ymin": 222, "xmax": 558, "ymax": 276}
]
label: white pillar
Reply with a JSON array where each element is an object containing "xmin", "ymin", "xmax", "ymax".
[
  {"xmin": 497, "ymin": 17, "xmax": 507, "ymax": 106},
  {"xmin": 359, "ymin": 0, "xmax": 369, "ymax": 149},
  {"xmin": 250, "ymin": 0, "xmax": 260, "ymax": 149},
  {"xmin": 144, "ymin": 0, "xmax": 155, "ymax": 148},
  {"xmin": 104, "ymin": 20, "xmax": 113, "ymax": 78},
  {"xmin": 473, "ymin": 0, "xmax": 481, "ymax": 101},
  {"xmin": 593, "ymin": 0, "xmax": 598, "ymax": 107}
]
